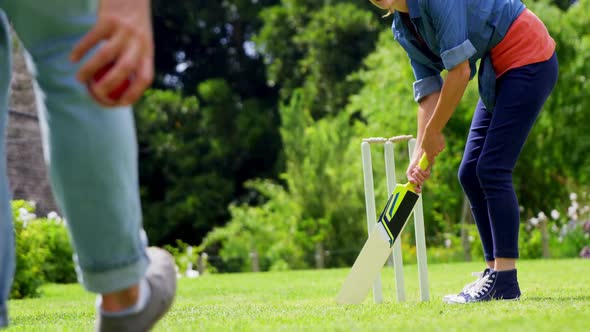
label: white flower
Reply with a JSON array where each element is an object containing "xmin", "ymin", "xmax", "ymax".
[
  {"xmin": 19, "ymin": 209, "xmax": 36, "ymax": 223},
  {"xmin": 550, "ymin": 209, "xmax": 560, "ymax": 220},
  {"xmin": 529, "ymin": 217, "xmax": 539, "ymax": 226},
  {"xmin": 519, "ymin": 206, "xmax": 525, "ymax": 213},
  {"xmin": 444, "ymin": 239, "xmax": 452, "ymax": 248},
  {"xmin": 568, "ymin": 220, "xmax": 578, "ymax": 230},
  {"xmin": 468, "ymin": 235, "xmax": 474, "ymax": 243},
  {"xmin": 537, "ymin": 212, "xmax": 548, "ymax": 222},
  {"xmin": 47, "ymin": 211, "xmax": 61, "ymax": 221},
  {"xmin": 560, "ymin": 225, "xmax": 568, "ymax": 236},
  {"xmin": 185, "ymin": 269, "xmax": 199, "ymax": 278},
  {"xmin": 570, "ymin": 192, "xmax": 578, "ymax": 201},
  {"xmin": 18, "ymin": 208, "xmax": 28, "ymax": 218},
  {"xmin": 568, "ymin": 206, "xmax": 578, "ymax": 219}
]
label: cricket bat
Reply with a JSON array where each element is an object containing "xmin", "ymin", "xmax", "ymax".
[{"xmin": 335, "ymin": 154, "xmax": 429, "ymax": 305}]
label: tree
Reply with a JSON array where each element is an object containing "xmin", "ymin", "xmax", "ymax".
[
  {"xmin": 201, "ymin": 90, "xmax": 367, "ymax": 270},
  {"xmin": 140, "ymin": 1, "xmax": 283, "ymax": 244},
  {"xmin": 515, "ymin": 0, "xmax": 590, "ymax": 214},
  {"xmin": 152, "ymin": 0, "xmax": 278, "ymax": 97},
  {"xmin": 255, "ymin": 0, "xmax": 380, "ymax": 118},
  {"xmin": 135, "ymin": 87, "xmax": 280, "ymax": 244}
]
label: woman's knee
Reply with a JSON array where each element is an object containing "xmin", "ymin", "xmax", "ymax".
[
  {"xmin": 475, "ymin": 157, "xmax": 512, "ymax": 189},
  {"xmin": 458, "ymin": 160, "xmax": 478, "ymax": 192}
]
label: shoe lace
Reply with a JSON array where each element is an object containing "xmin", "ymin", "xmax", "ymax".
[
  {"xmin": 468, "ymin": 274, "xmax": 494, "ymax": 298},
  {"xmin": 462, "ymin": 271, "xmax": 485, "ymax": 292}
]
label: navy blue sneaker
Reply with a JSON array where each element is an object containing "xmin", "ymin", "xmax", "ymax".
[
  {"xmin": 443, "ymin": 268, "xmax": 492, "ymax": 303},
  {"xmin": 446, "ymin": 269, "xmax": 521, "ymax": 304}
]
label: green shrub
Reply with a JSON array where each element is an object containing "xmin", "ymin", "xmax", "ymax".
[
  {"xmin": 36, "ymin": 218, "xmax": 76, "ymax": 284},
  {"xmin": 467, "ymin": 226, "xmax": 485, "ymax": 262},
  {"xmin": 164, "ymin": 239, "xmax": 198, "ymax": 275},
  {"xmin": 522, "ymin": 191, "xmax": 590, "ymax": 259},
  {"xmin": 10, "ymin": 201, "xmax": 76, "ymax": 299},
  {"xmin": 549, "ymin": 224, "xmax": 589, "ymax": 258},
  {"xmin": 201, "ymin": 179, "xmax": 308, "ymax": 273},
  {"xmin": 11, "ymin": 201, "xmax": 49, "ymax": 299},
  {"xmin": 549, "ymin": 227, "xmax": 590, "ymax": 258},
  {"xmin": 519, "ymin": 225, "xmax": 544, "ymax": 259}
]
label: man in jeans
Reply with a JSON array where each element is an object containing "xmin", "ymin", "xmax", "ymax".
[{"xmin": 0, "ymin": 1, "xmax": 176, "ymax": 330}]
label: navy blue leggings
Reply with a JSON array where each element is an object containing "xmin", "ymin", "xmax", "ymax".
[{"xmin": 458, "ymin": 52, "xmax": 558, "ymax": 261}]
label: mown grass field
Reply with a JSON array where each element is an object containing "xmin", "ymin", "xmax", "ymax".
[{"xmin": 5, "ymin": 259, "xmax": 589, "ymax": 331}]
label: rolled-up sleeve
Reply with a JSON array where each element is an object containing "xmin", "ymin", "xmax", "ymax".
[
  {"xmin": 410, "ymin": 58, "xmax": 442, "ymax": 102},
  {"xmin": 429, "ymin": 0, "xmax": 476, "ymax": 70}
]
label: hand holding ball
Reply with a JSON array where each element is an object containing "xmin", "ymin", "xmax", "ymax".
[{"xmin": 90, "ymin": 63, "xmax": 132, "ymax": 101}]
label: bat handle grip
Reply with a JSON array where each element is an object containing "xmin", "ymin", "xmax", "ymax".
[
  {"xmin": 418, "ymin": 153, "xmax": 429, "ymax": 170},
  {"xmin": 407, "ymin": 154, "xmax": 429, "ymax": 193}
]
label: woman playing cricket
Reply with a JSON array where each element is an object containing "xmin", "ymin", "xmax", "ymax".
[{"xmin": 368, "ymin": 0, "xmax": 558, "ymax": 303}]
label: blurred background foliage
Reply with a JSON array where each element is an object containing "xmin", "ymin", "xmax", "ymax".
[
  {"xmin": 131, "ymin": 0, "xmax": 590, "ymax": 271},
  {"xmin": 11, "ymin": 0, "xmax": 590, "ymax": 300}
]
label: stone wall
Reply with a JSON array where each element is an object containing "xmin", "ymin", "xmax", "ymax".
[{"xmin": 6, "ymin": 38, "xmax": 58, "ymax": 217}]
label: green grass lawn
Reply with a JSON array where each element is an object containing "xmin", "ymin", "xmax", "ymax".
[{"xmin": 5, "ymin": 259, "xmax": 589, "ymax": 331}]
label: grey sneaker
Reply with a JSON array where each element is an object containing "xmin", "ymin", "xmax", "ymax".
[
  {"xmin": 96, "ymin": 247, "xmax": 177, "ymax": 332},
  {"xmin": 443, "ymin": 268, "xmax": 492, "ymax": 303}
]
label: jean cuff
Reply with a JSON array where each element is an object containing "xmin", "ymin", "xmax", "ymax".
[
  {"xmin": 441, "ymin": 39, "xmax": 477, "ymax": 70},
  {"xmin": 77, "ymin": 253, "xmax": 150, "ymax": 294},
  {"xmin": 413, "ymin": 75, "xmax": 443, "ymax": 102}
]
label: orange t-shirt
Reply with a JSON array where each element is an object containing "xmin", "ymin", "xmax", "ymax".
[{"xmin": 490, "ymin": 9, "xmax": 556, "ymax": 78}]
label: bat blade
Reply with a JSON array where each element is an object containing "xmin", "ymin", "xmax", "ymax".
[
  {"xmin": 335, "ymin": 222, "xmax": 391, "ymax": 304},
  {"xmin": 335, "ymin": 182, "xmax": 420, "ymax": 305},
  {"xmin": 379, "ymin": 184, "xmax": 419, "ymax": 244}
]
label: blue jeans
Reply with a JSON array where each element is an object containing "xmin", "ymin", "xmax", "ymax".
[
  {"xmin": 1, "ymin": 1, "xmax": 149, "ymax": 325},
  {"xmin": 458, "ymin": 52, "xmax": 559, "ymax": 262}
]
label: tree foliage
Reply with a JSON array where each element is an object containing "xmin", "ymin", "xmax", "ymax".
[
  {"xmin": 345, "ymin": 27, "xmax": 481, "ymax": 242},
  {"xmin": 200, "ymin": 0, "xmax": 590, "ymax": 270},
  {"xmin": 143, "ymin": 1, "xmax": 283, "ymax": 244},
  {"xmin": 514, "ymin": 0, "xmax": 590, "ymax": 215},
  {"xmin": 201, "ymin": 90, "xmax": 367, "ymax": 270},
  {"xmin": 136, "ymin": 88, "xmax": 280, "ymax": 244},
  {"xmin": 254, "ymin": 0, "xmax": 380, "ymax": 117}
]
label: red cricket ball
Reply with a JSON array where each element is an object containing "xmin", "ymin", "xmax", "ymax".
[{"xmin": 91, "ymin": 64, "xmax": 132, "ymax": 100}]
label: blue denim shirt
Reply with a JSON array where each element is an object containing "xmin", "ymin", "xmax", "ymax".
[{"xmin": 392, "ymin": 0, "xmax": 526, "ymax": 109}]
